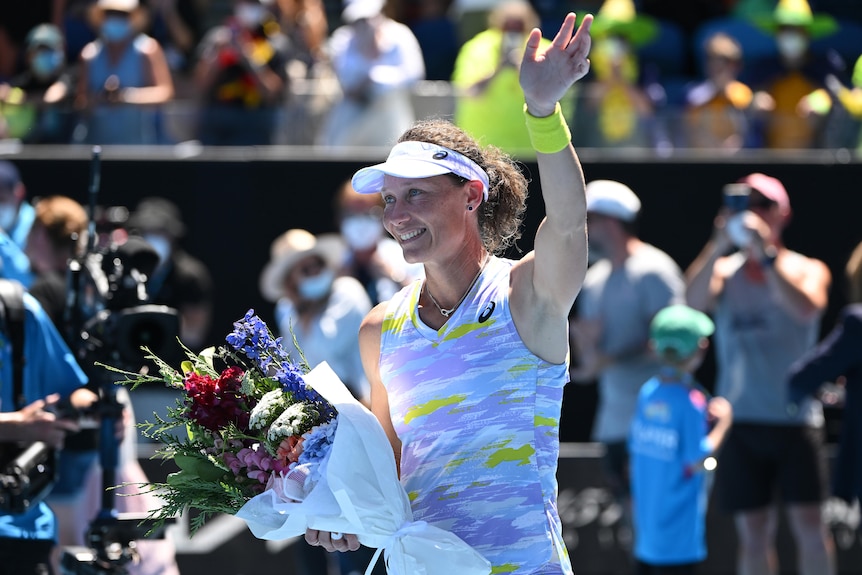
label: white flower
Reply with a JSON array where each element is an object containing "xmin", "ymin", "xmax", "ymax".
[
  {"xmin": 250, "ymin": 389, "xmax": 288, "ymax": 430},
  {"xmin": 267, "ymin": 403, "xmax": 317, "ymax": 445}
]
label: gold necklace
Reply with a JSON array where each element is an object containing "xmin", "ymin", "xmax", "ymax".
[{"xmin": 424, "ymin": 255, "xmax": 489, "ymax": 318}]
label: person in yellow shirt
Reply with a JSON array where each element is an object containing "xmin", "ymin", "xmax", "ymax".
[{"xmin": 451, "ymin": 0, "xmax": 561, "ymax": 157}]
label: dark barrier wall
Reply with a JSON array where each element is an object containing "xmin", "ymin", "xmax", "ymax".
[
  {"xmin": 11, "ymin": 152, "xmax": 862, "ymax": 442},
  {"xmin": 11, "ymin": 153, "xmax": 862, "ymax": 344}
]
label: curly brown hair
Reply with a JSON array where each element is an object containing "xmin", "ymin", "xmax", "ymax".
[{"xmin": 397, "ymin": 119, "xmax": 529, "ymax": 255}]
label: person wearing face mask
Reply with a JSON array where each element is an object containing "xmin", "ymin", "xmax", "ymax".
[
  {"xmin": 261, "ymin": 229, "xmax": 380, "ymax": 575},
  {"xmin": 260, "ymin": 229, "xmax": 372, "ymax": 404},
  {"xmin": 745, "ymin": 0, "xmax": 842, "ymax": 149},
  {"xmin": 75, "ymin": 0, "xmax": 174, "ymax": 145},
  {"xmin": 334, "ymin": 179, "xmax": 423, "ymax": 306},
  {"xmin": 0, "ymin": 160, "xmax": 36, "ymax": 288},
  {"xmin": 126, "ymin": 197, "xmax": 213, "ymax": 352},
  {"xmin": 194, "ymin": 0, "xmax": 289, "ymax": 145},
  {"xmin": 569, "ymin": 179, "xmax": 684, "ymax": 555},
  {"xmin": 1, "ymin": 24, "xmax": 77, "ymax": 144},
  {"xmin": 452, "ymin": 0, "xmax": 562, "ymax": 155}
]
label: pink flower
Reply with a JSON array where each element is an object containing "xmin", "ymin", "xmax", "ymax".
[{"xmin": 247, "ymin": 469, "xmax": 270, "ymax": 484}]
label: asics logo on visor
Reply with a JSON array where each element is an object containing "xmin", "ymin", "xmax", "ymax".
[{"xmin": 351, "ymin": 141, "xmax": 490, "ymax": 199}]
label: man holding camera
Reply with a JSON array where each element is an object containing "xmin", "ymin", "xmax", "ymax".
[
  {"xmin": 0, "ymin": 280, "xmax": 93, "ymax": 574},
  {"xmin": 685, "ymin": 173, "xmax": 835, "ymax": 575}
]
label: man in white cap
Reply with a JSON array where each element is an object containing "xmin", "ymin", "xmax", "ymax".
[{"xmin": 570, "ymin": 179, "xmax": 684, "ymax": 544}]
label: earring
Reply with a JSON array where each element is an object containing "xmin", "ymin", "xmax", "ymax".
[{"xmin": 467, "ymin": 205, "xmax": 473, "ymax": 211}]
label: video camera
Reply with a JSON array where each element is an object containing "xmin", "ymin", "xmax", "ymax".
[
  {"xmin": 65, "ymin": 233, "xmax": 180, "ymax": 375},
  {"xmin": 58, "ymin": 147, "xmax": 180, "ymax": 575}
]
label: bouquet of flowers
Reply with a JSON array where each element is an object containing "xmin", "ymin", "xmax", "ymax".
[{"xmin": 110, "ymin": 310, "xmax": 491, "ymax": 575}]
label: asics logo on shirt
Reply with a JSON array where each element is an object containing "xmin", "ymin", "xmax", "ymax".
[{"xmin": 478, "ymin": 301, "xmax": 496, "ymax": 323}]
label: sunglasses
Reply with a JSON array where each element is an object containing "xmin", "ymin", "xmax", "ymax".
[{"xmin": 748, "ymin": 194, "xmax": 777, "ymax": 210}]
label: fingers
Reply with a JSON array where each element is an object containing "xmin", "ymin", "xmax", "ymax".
[
  {"xmin": 305, "ymin": 529, "xmax": 360, "ymax": 552},
  {"xmin": 551, "ymin": 12, "xmax": 577, "ymax": 49},
  {"xmin": 521, "ymin": 28, "xmax": 543, "ymax": 63}
]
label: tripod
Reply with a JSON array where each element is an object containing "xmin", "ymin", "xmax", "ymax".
[{"xmin": 59, "ymin": 381, "xmax": 173, "ymax": 575}]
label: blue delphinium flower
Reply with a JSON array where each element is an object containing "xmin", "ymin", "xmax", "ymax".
[{"xmin": 227, "ymin": 310, "xmax": 336, "ymax": 422}]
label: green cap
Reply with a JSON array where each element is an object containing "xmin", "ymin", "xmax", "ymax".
[{"xmin": 650, "ymin": 305, "xmax": 715, "ymax": 359}]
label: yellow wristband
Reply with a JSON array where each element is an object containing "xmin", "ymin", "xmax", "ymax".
[{"xmin": 523, "ymin": 102, "xmax": 571, "ymax": 154}]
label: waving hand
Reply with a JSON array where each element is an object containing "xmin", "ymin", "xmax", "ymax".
[{"xmin": 520, "ymin": 13, "xmax": 593, "ymax": 117}]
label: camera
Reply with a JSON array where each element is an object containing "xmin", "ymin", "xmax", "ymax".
[
  {"xmin": 0, "ymin": 441, "xmax": 57, "ymax": 514},
  {"xmin": 722, "ymin": 182, "xmax": 751, "ymax": 213},
  {"xmin": 61, "ymin": 213, "xmax": 180, "ymax": 574},
  {"xmin": 722, "ymin": 183, "xmax": 753, "ymax": 249},
  {"xmin": 66, "ymin": 234, "xmax": 180, "ymax": 375}
]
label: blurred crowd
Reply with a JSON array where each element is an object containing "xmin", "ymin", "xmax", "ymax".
[{"xmin": 2, "ymin": 0, "xmax": 862, "ymax": 152}]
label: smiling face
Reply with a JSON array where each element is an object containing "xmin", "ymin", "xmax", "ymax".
[{"xmin": 380, "ymin": 173, "xmax": 480, "ymax": 265}]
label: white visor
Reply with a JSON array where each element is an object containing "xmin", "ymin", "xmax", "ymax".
[{"xmin": 351, "ymin": 141, "xmax": 489, "ymax": 200}]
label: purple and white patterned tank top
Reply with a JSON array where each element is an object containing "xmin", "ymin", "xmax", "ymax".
[{"xmin": 379, "ymin": 256, "xmax": 572, "ymax": 574}]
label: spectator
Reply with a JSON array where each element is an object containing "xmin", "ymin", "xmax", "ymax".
[
  {"xmin": 402, "ymin": 0, "xmax": 458, "ymax": 81},
  {"xmin": 787, "ymin": 238, "xmax": 862, "ymax": 520},
  {"xmin": 0, "ymin": 160, "xmax": 37, "ymax": 251},
  {"xmin": 142, "ymin": 0, "xmax": 206, "ymax": 80},
  {"xmin": 570, "ymin": 179, "xmax": 685, "ymax": 528},
  {"xmin": 193, "ymin": 0, "xmax": 289, "ymax": 145},
  {"xmin": 0, "ymin": 160, "xmax": 35, "ymax": 287},
  {"xmin": 126, "ymin": 196, "xmax": 213, "ymax": 351},
  {"xmin": 333, "ymin": 178, "xmax": 422, "ymax": 306},
  {"xmin": 820, "ymin": 54, "xmax": 862, "ymax": 153},
  {"xmin": 316, "ymin": 0, "xmax": 425, "ymax": 147},
  {"xmin": 0, "ymin": 2, "xmax": 64, "ymax": 81},
  {"xmin": 0, "ymin": 279, "xmax": 96, "ymax": 575},
  {"xmin": 683, "ymin": 32, "xmax": 756, "ymax": 151},
  {"xmin": 0, "ymin": 24, "xmax": 76, "ymax": 144},
  {"xmin": 746, "ymin": 0, "xmax": 840, "ymax": 149},
  {"xmin": 629, "ymin": 304, "xmax": 733, "ymax": 575},
  {"xmin": 272, "ymin": 0, "xmax": 332, "ymax": 145},
  {"xmin": 75, "ymin": 0, "xmax": 175, "ymax": 145},
  {"xmin": 259, "ymin": 227, "xmax": 376, "ymax": 575},
  {"xmin": 273, "ymin": 0, "xmax": 328, "ymax": 74},
  {"xmin": 571, "ymin": 0, "xmax": 660, "ymax": 149},
  {"xmin": 451, "ymin": 0, "xmax": 554, "ymax": 155},
  {"xmin": 260, "ymin": 228, "xmax": 372, "ymax": 403},
  {"xmin": 25, "ymin": 195, "xmax": 88, "ymax": 326},
  {"xmin": 685, "ymin": 172, "xmax": 835, "ymax": 575}
]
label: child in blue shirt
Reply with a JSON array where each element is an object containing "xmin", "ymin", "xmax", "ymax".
[{"xmin": 628, "ymin": 304, "xmax": 733, "ymax": 575}]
